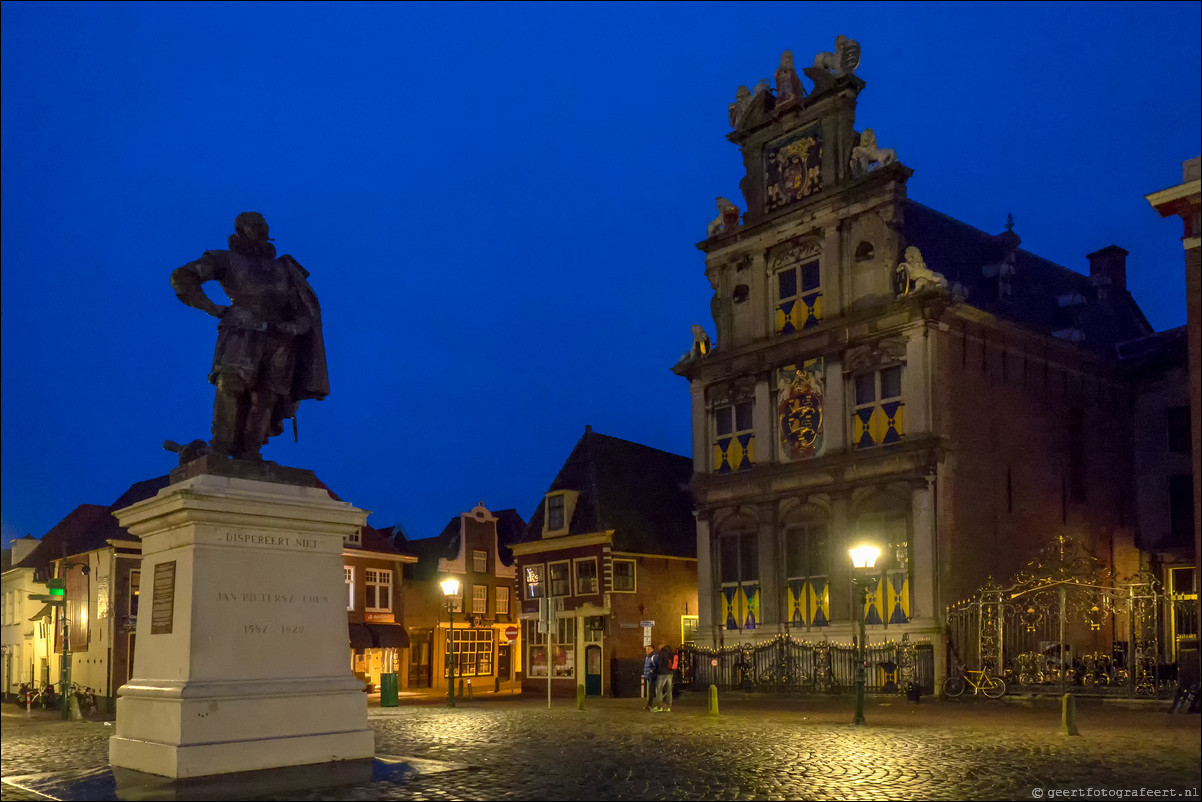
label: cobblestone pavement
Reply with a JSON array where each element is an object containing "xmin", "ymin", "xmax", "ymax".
[{"xmin": 2, "ymin": 693, "xmax": 1199, "ymax": 800}]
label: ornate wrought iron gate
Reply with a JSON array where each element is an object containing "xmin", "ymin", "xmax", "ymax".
[
  {"xmin": 946, "ymin": 535, "xmax": 1166, "ymax": 697},
  {"xmin": 679, "ymin": 634, "xmax": 935, "ymax": 695}
]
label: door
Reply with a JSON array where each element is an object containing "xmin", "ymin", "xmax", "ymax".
[
  {"xmin": 585, "ymin": 645, "xmax": 602, "ymax": 696},
  {"xmin": 498, "ymin": 643, "xmax": 511, "ymax": 680}
]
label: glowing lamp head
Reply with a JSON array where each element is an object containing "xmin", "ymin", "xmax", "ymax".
[
  {"xmin": 849, "ymin": 544, "xmax": 881, "ymax": 570},
  {"xmin": 440, "ymin": 578, "xmax": 460, "ymax": 597}
]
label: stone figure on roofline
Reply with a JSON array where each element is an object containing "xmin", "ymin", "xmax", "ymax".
[
  {"xmin": 707, "ymin": 197, "xmax": 742, "ymax": 238},
  {"xmin": 804, "ymin": 34, "xmax": 862, "ymax": 93},
  {"xmin": 774, "ymin": 50, "xmax": 806, "ymax": 109},
  {"xmin": 850, "ymin": 129, "xmax": 897, "ymax": 176},
  {"xmin": 895, "ymin": 246, "xmax": 948, "ymax": 296},
  {"xmin": 170, "ymin": 212, "xmax": 329, "ymax": 461}
]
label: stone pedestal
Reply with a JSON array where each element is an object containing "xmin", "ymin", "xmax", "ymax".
[{"xmin": 109, "ymin": 472, "xmax": 374, "ymax": 779}]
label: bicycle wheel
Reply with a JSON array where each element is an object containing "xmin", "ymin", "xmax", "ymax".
[
  {"xmin": 943, "ymin": 676, "xmax": 966, "ymax": 697},
  {"xmin": 982, "ymin": 676, "xmax": 1006, "ymax": 698}
]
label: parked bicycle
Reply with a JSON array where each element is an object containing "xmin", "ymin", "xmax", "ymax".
[
  {"xmin": 70, "ymin": 683, "xmax": 97, "ymax": 716},
  {"xmin": 944, "ymin": 664, "xmax": 1006, "ymax": 698}
]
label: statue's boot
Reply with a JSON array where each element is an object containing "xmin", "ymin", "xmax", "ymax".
[
  {"xmin": 210, "ymin": 385, "xmax": 245, "ymax": 459},
  {"xmin": 235, "ymin": 391, "xmax": 276, "ymax": 460}
]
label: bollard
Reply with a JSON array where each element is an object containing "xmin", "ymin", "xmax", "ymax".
[
  {"xmin": 708, "ymin": 684, "xmax": 719, "ymax": 716},
  {"xmin": 1060, "ymin": 693, "xmax": 1079, "ymax": 736},
  {"xmin": 577, "ymin": 684, "xmax": 585, "ymax": 711},
  {"xmin": 458, "ymin": 678, "xmax": 465, "ymax": 698},
  {"xmin": 467, "ymin": 678, "xmax": 473, "ymax": 699},
  {"xmin": 495, "ymin": 676, "xmax": 501, "ymax": 694}
]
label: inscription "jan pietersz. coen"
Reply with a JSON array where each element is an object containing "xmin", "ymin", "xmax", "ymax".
[
  {"xmin": 223, "ymin": 533, "xmax": 319, "ymax": 548},
  {"xmin": 217, "ymin": 592, "xmax": 329, "ymax": 604}
]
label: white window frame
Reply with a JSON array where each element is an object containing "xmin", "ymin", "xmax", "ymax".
[
  {"xmin": 473, "ymin": 549, "xmax": 488, "ymax": 573},
  {"xmin": 574, "ymin": 557, "xmax": 598, "ymax": 595},
  {"xmin": 472, "ymin": 584, "xmax": 488, "ymax": 614},
  {"xmin": 129, "ymin": 570, "xmax": 141, "ymax": 618},
  {"xmin": 612, "ymin": 558, "xmax": 636, "ymax": 593},
  {"xmin": 364, "ymin": 568, "xmax": 393, "ymax": 612},
  {"xmin": 495, "ymin": 585, "xmax": 510, "ymax": 615},
  {"xmin": 548, "ymin": 560, "xmax": 571, "ymax": 597},
  {"xmin": 345, "ymin": 566, "xmax": 355, "ymax": 611},
  {"xmin": 524, "ymin": 563, "xmax": 545, "ymax": 599},
  {"xmin": 547, "ymin": 493, "xmax": 566, "ymax": 531}
]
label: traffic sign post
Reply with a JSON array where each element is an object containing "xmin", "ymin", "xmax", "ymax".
[{"xmin": 504, "ymin": 625, "xmax": 519, "ymax": 695}]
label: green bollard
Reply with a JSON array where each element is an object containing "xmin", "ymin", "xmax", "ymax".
[
  {"xmin": 708, "ymin": 684, "xmax": 719, "ymax": 716},
  {"xmin": 1060, "ymin": 693, "xmax": 1079, "ymax": 736},
  {"xmin": 577, "ymin": 684, "xmax": 585, "ymax": 711}
]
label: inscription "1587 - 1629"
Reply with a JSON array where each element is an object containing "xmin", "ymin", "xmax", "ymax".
[{"xmin": 244, "ymin": 624, "xmax": 305, "ymax": 634}]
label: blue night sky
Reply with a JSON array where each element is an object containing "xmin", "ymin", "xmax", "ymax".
[{"xmin": 2, "ymin": 2, "xmax": 1199, "ymax": 547}]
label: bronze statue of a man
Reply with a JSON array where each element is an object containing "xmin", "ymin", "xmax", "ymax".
[{"xmin": 170, "ymin": 212, "xmax": 328, "ymax": 460}]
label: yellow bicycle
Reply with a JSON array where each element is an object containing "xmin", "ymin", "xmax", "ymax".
[{"xmin": 943, "ymin": 665, "xmax": 1006, "ymax": 698}]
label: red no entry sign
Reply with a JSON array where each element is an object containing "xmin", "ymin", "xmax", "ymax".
[{"xmin": 504, "ymin": 625, "xmax": 520, "ymax": 642}]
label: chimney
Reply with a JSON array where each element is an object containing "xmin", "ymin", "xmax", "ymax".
[
  {"xmin": 11, "ymin": 534, "xmax": 38, "ymax": 565},
  {"xmin": 1086, "ymin": 245, "xmax": 1128, "ymax": 293}
]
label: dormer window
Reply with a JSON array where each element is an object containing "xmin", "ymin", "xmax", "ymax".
[
  {"xmin": 548, "ymin": 494, "xmax": 565, "ymax": 530},
  {"xmin": 543, "ymin": 490, "xmax": 579, "ymax": 537}
]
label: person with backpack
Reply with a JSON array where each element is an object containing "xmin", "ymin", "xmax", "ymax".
[
  {"xmin": 653, "ymin": 643, "xmax": 676, "ymax": 712},
  {"xmin": 642, "ymin": 644, "xmax": 657, "ymax": 711}
]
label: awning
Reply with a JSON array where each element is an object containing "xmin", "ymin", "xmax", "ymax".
[
  {"xmin": 366, "ymin": 623, "xmax": 410, "ymax": 649},
  {"xmin": 348, "ymin": 623, "xmax": 372, "ymax": 651},
  {"xmin": 28, "ymin": 604, "xmax": 52, "ymax": 622}
]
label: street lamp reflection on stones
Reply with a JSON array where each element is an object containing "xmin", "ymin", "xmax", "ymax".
[
  {"xmin": 441, "ymin": 577, "xmax": 460, "ymax": 708},
  {"xmin": 849, "ymin": 544, "xmax": 881, "ymax": 726}
]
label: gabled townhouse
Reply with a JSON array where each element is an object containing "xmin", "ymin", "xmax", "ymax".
[
  {"xmin": 398, "ymin": 503, "xmax": 524, "ymax": 694},
  {"xmin": 2, "ymin": 500, "xmax": 130, "ymax": 708},
  {"xmin": 511, "ymin": 427, "xmax": 698, "ymax": 698},
  {"xmin": 342, "ymin": 522, "xmax": 417, "ymax": 692}
]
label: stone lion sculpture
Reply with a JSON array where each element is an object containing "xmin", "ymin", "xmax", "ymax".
[
  {"xmin": 679, "ymin": 324, "xmax": 712, "ymax": 363},
  {"xmin": 707, "ymin": 197, "xmax": 742, "ymax": 237},
  {"xmin": 850, "ymin": 129, "xmax": 897, "ymax": 176},
  {"xmin": 896, "ymin": 246, "xmax": 947, "ymax": 296}
]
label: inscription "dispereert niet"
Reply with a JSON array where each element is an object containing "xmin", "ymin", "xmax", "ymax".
[{"xmin": 222, "ymin": 533, "xmax": 319, "ymax": 548}]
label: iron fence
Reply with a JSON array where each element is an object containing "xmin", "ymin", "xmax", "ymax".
[{"xmin": 679, "ymin": 635, "xmax": 934, "ymax": 695}]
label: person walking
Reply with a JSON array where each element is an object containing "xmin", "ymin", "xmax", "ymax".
[
  {"xmin": 642, "ymin": 645, "xmax": 657, "ymax": 711},
  {"xmin": 653, "ymin": 643, "xmax": 675, "ymax": 712}
]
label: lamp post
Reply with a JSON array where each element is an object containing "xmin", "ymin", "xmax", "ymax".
[
  {"xmin": 849, "ymin": 544, "xmax": 880, "ymax": 726},
  {"xmin": 440, "ymin": 578, "xmax": 460, "ymax": 708}
]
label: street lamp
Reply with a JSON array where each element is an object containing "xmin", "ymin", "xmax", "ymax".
[
  {"xmin": 440, "ymin": 577, "xmax": 460, "ymax": 708},
  {"xmin": 849, "ymin": 544, "xmax": 881, "ymax": 726}
]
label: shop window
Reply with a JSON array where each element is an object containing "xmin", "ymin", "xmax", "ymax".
[{"xmin": 446, "ymin": 627, "xmax": 495, "ymax": 677}]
